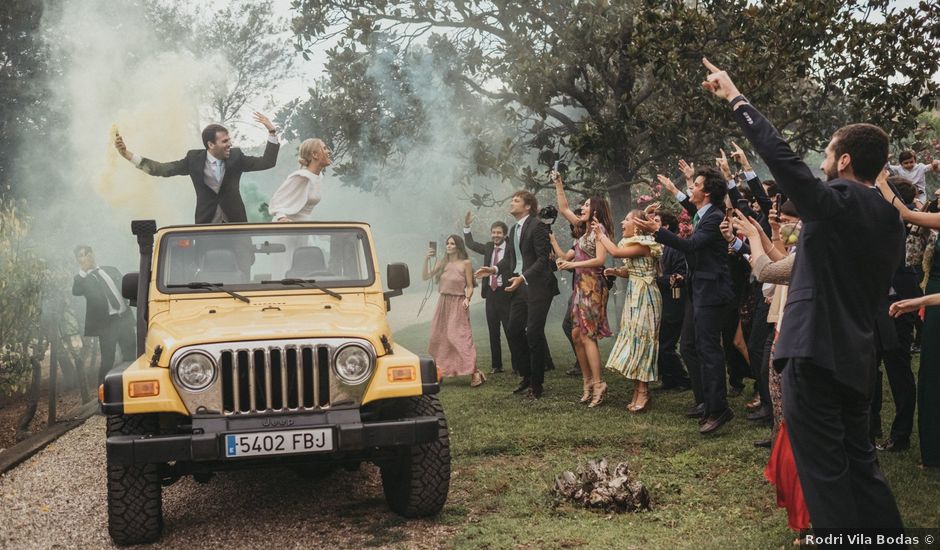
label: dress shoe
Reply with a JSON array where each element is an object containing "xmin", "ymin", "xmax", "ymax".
[
  {"xmin": 753, "ymin": 438, "xmax": 772, "ymax": 449},
  {"xmin": 727, "ymin": 385, "xmax": 744, "ymax": 398},
  {"xmin": 490, "ymin": 368, "xmax": 505, "ymax": 374},
  {"xmin": 529, "ymin": 385, "xmax": 544, "ymax": 399},
  {"xmin": 876, "ymin": 438, "xmax": 910, "ymax": 452},
  {"xmin": 657, "ymin": 381, "xmax": 692, "ymax": 392},
  {"xmin": 684, "ymin": 403, "xmax": 706, "ymax": 418},
  {"xmin": 699, "ymin": 408, "xmax": 734, "ymax": 434},
  {"xmin": 566, "ymin": 364, "xmax": 581, "ymax": 377},
  {"xmin": 746, "ymin": 405, "xmax": 772, "ymax": 422},
  {"xmin": 513, "ymin": 379, "xmax": 531, "ymax": 394}
]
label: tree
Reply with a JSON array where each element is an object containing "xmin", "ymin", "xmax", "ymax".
[
  {"xmin": 146, "ymin": 0, "xmax": 294, "ymax": 128},
  {"xmin": 289, "ymin": 0, "xmax": 940, "ymax": 217},
  {"xmin": 0, "ymin": 0, "xmax": 50, "ymax": 199}
]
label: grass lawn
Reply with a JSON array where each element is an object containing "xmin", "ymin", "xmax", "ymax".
[{"xmin": 393, "ymin": 306, "xmax": 940, "ymax": 549}]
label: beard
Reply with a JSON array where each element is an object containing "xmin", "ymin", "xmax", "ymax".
[{"xmin": 823, "ymin": 164, "xmax": 839, "ymax": 182}]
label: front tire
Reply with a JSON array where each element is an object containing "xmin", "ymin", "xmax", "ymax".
[
  {"xmin": 379, "ymin": 395, "xmax": 451, "ymax": 517},
  {"xmin": 106, "ymin": 414, "xmax": 163, "ymax": 545}
]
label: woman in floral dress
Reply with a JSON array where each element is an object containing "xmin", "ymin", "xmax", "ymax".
[
  {"xmin": 593, "ymin": 209, "xmax": 662, "ymax": 412},
  {"xmin": 549, "ymin": 169, "xmax": 614, "ymax": 407}
]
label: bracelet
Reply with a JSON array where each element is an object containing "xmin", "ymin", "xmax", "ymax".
[
  {"xmin": 891, "ymin": 195, "xmax": 899, "ymax": 206},
  {"xmin": 729, "ymin": 95, "xmax": 748, "ymax": 109}
]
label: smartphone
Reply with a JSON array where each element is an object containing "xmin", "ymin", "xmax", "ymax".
[
  {"xmin": 774, "ymin": 193, "xmax": 783, "ymax": 219},
  {"xmin": 429, "ymin": 241, "xmax": 437, "ymax": 256},
  {"xmin": 553, "ymin": 160, "xmax": 559, "ymax": 172},
  {"xmin": 736, "ymin": 198, "xmax": 750, "ymax": 211}
]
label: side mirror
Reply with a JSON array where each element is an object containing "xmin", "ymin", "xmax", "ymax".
[
  {"xmin": 383, "ymin": 263, "xmax": 410, "ymax": 311},
  {"xmin": 387, "ymin": 263, "xmax": 410, "ymax": 290},
  {"xmin": 122, "ymin": 272, "xmax": 139, "ymax": 306}
]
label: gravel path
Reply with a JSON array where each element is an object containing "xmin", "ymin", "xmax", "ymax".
[{"xmin": 0, "ymin": 416, "xmax": 456, "ymax": 549}]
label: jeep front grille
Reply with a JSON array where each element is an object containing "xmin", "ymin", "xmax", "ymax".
[{"xmin": 220, "ymin": 345, "xmax": 331, "ymax": 414}]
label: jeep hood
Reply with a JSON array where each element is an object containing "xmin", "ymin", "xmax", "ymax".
[{"xmin": 145, "ymin": 297, "xmax": 392, "ymax": 362}]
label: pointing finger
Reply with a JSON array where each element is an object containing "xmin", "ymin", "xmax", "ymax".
[{"xmin": 702, "ymin": 57, "xmax": 720, "ymax": 73}]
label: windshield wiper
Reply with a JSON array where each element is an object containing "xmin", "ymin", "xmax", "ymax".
[
  {"xmin": 261, "ymin": 278, "xmax": 343, "ymax": 300},
  {"xmin": 167, "ymin": 282, "xmax": 251, "ymax": 304}
]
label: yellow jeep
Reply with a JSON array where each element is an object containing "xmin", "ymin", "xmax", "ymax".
[{"xmin": 101, "ymin": 220, "xmax": 448, "ymax": 545}]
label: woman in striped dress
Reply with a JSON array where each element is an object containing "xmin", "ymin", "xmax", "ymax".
[{"xmin": 593, "ymin": 209, "xmax": 662, "ymax": 412}]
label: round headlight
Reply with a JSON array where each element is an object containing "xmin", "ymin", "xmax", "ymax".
[
  {"xmin": 175, "ymin": 351, "xmax": 217, "ymax": 392},
  {"xmin": 333, "ymin": 344, "xmax": 373, "ymax": 385}
]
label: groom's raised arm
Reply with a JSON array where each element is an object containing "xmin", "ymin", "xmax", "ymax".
[{"xmin": 701, "ymin": 57, "xmax": 846, "ymax": 222}]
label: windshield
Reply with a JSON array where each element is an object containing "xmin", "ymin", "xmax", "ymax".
[{"xmin": 157, "ymin": 227, "xmax": 375, "ymax": 292}]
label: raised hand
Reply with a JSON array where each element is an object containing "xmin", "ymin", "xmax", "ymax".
[
  {"xmin": 730, "ymin": 210, "xmax": 760, "ymax": 240},
  {"xmin": 657, "ymin": 174, "xmax": 679, "ymax": 196},
  {"xmin": 719, "ymin": 218, "xmax": 735, "ymax": 243},
  {"xmin": 730, "ymin": 141, "xmax": 752, "ymax": 171},
  {"xmin": 632, "ymin": 215, "xmax": 661, "ymax": 234},
  {"xmin": 702, "ymin": 57, "xmax": 741, "ymax": 102},
  {"xmin": 252, "ymin": 111, "xmax": 275, "ymax": 132},
  {"xmin": 716, "ymin": 149, "xmax": 732, "ymax": 180},
  {"xmin": 550, "ymin": 169, "xmax": 562, "ymax": 185},
  {"xmin": 464, "ymin": 211, "xmax": 475, "ymax": 227},
  {"xmin": 426, "ymin": 248, "xmax": 437, "ymax": 259},
  {"xmin": 643, "ymin": 202, "xmax": 661, "ymax": 216},
  {"xmin": 114, "ymin": 135, "xmax": 133, "ymax": 161},
  {"xmin": 678, "ymin": 159, "xmax": 695, "ymax": 181}
]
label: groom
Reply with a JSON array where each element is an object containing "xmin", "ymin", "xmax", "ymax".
[{"xmin": 114, "ymin": 112, "xmax": 279, "ymax": 224}]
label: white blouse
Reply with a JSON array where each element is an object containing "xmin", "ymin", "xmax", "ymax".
[{"xmin": 268, "ymin": 169, "xmax": 322, "ymax": 221}]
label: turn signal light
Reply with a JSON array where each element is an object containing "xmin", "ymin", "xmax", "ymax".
[
  {"xmin": 129, "ymin": 380, "xmax": 160, "ymax": 398},
  {"xmin": 97, "ymin": 384, "xmax": 104, "ymax": 403},
  {"xmin": 388, "ymin": 367, "xmax": 416, "ymax": 382}
]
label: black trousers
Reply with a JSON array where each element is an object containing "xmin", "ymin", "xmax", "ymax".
[
  {"xmin": 782, "ymin": 359, "xmax": 904, "ymax": 531},
  {"xmin": 680, "ymin": 299, "xmax": 704, "ymax": 405},
  {"xmin": 484, "ymin": 289, "xmax": 512, "ymax": 371},
  {"xmin": 97, "ymin": 313, "xmax": 136, "ymax": 383},
  {"xmin": 747, "ymin": 299, "xmax": 772, "ymax": 406},
  {"xmin": 658, "ymin": 317, "xmax": 688, "ymax": 387},
  {"xmin": 870, "ymin": 311, "xmax": 916, "ymax": 443},
  {"xmin": 506, "ymin": 285, "xmax": 553, "ymax": 388},
  {"xmin": 693, "ymin": 304, "xmax": 728, "ymax": 416}
]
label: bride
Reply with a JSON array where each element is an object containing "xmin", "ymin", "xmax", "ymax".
[{"xmin": 268, "ymin": 138, "xmax": 332, "ymax": 222}]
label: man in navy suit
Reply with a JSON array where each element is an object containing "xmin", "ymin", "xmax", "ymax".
[
  {"xmin": 464, "ymin": 212, "xmax": 512, "ymax": 374},
  {"xmin": 115, "ymin": 112, "xmax": 279, "ymax": 224},
  {"xmin": 702, "ymin": 58, "xmax": 904, "ymax": 532},
  {"xmin": 635, "ymin": 167, "xmax": 736, "ymax": 434}
]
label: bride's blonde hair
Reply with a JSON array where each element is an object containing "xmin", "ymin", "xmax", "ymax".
[{"xmin": 298, "ymin": 138, "xmax": 321, "ymax": 168}]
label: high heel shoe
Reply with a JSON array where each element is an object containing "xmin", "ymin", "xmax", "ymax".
[
  {"xmin": 588, "ymin": 381, "xmax": 608, "ymax": 408},
  {"xmin": 579, "ymin": 381, "xmax": 594, "ymax": 404},
  {"xmin": 470, "ymin": 370, "xmax": 487, "ymax": 387},
  {"xmin": 630, "ymin": 390, "xmax": 651, "ymax": 413}
]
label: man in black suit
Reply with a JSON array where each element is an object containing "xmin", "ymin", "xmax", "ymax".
[
  {"xmin": 653, "ymin": 211, "xmax": 691, "ymax": 391},
  {"xmin": 636, "ymin": 168, "xmax": 735, "ymax": 433},
  {"xmin": 476, "ymin": 191, "xmax": 559, "ymax": 398},
  {"xmin": 464, "ymin": 212, "xmax": 511, "ymax": 374},
  {"xmin": 72, "ymin": 245, "xmax": 136, "ymax": 384},
  {"xmin": 114, "ymin": 112, "xmax": 279, "ymax": 224},
  {"xmin": 702, "ymin": 58, "xmax": 904, "ymax": 532}
]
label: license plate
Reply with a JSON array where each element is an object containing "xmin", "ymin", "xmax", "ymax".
[{"xmin": 225, "ymin": 428, "xmax": 333, "ymax": 458}]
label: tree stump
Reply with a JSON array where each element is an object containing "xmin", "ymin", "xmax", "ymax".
[{"xmin": 553, "ymin": 459, "xmax": 651, "ymax": 513}]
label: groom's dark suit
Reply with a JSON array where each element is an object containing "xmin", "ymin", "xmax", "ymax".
[
  {"xmin": 495, "ymin": 215, "xmax": 559, "ymax": 393},
  {"xmin": 139, "ymin": 141, "xmax": 279, "ymax": 224},
  {"xmin": 654, "ymin": 205, "xmax": 735, "ymax": 418},
  {"xmin": 734, "ymin": 102, "xmax": 904, "ymax": 531}
]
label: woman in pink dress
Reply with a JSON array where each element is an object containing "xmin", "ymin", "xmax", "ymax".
[{"xmin": 423, "ymin": 235, "xmax": 484, "ymax": 387}]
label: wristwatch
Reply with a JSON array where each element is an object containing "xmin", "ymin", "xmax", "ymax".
[{"xmin": 729, "ymin": 95, "xmax": 748, "ymax": 109}]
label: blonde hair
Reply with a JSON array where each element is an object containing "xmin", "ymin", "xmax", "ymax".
[{"xmin": 298, "ymin": 138, "xmax": 322, "ymax": 168}]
